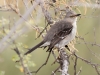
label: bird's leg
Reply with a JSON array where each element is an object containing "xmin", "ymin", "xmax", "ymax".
[
  {"xmin": 39, "ymin": 46, "xmax": 47, "ymax": 50},
  {"xmin": 65, "ymin": 45, "xmax": 70, "ymax": 51},
  {"xmin": 59, "ymin": 47, "xmax": 65, "ymax": 51},
  {"xmin": 31, "ymin": 51, "xmax": 52, "ymax": 74}
]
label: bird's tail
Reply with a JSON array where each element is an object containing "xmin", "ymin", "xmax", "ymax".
[{"xmin": 24, "ymin": 41, "xmax": 45, "ymax": 55}]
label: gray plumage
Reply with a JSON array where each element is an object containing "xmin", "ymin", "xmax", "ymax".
[{"xmin": 24, "ymin": 10, "xmax": 81, "ymax": 55}]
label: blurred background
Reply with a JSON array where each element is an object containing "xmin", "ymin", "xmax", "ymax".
[{"xmin": 0, "ymin": 0, "xmax": 100, "ymax": 75}]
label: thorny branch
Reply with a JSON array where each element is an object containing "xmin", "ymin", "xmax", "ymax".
[
  {"xmin": 74, "ymin": 54, "xmax": 78, "ymax": 75},
  {"xmin": 74, "ymin": 53, "xmax": 100, "ymax": 75},
  {"xmin": 78, "ymin": 36, "xmax": 100, "ymax": 60},
  {"xmin": 35, "ymin": 0, "xmax": 54, "ymax": 38},
  {"xmin": 31, "ymin": 51, "xmax": 52, "ymax": 74},
  {"xmin": 14, "ymin": 47, "xmax": 32, "ymax": 75}
]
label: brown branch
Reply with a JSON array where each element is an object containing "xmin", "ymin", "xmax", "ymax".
[
  {"xmin": 22, "ymin": 0, "xmax": 34, "ymax": 19},
  {"xmin": 78, "ymin": 36, "xmax": 100, "ymax": 60},
  {"xmin": 74, "ymin": 53, "xmax": 100, "ymax": 75},
  {"xmin": 76, "ymin": 67, "xmax": 82, "ymax": 75},
  {"xmin": 51, "ymin": 66, "xmax": 60, "ymax": 75},
  {"xmin": 34, "ymin": 0, "xmax": 54, "ymax": 38},
  {"xmin": 74, "ymin": 54, "xmax": 78, "ymax": 75},
  {"xmin": 14, "ymin": 47, "xmax": 31, "ymax": 75},
  {"xmin": 31, "ymin": 51, "xmax": 52, "ymax": 74}
]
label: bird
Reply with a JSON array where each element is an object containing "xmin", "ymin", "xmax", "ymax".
[{"xmin": 24, "ymin": 9, "xmax": 81, "ymax": 55}]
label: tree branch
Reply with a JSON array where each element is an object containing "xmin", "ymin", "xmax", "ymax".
[{"xmin": 59, "ymin": 48, "xmax": 69, "ymax": 75}]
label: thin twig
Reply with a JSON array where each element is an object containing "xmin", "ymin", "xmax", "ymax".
[
  {"xmin": 31, "ymin": 51, "xmax": 51, "ymax": 74},
  {"xmin": 14, "ymin": 47, "xmax": 27, "ymax": 75},
  {"xmin": 75, "ymin": 53, "xmax": 100, "ymax": 75},
  {"xmin": 76, "ymin": 67, "xmax": 82, "ymax": 75},
  {"xmin": 74, "ymin": 54, "xmax": 78, "ymax": 75},
  {"xmin": 78, "ymin": 36, "xmax": 100, "ymax": 60},
  {"xmin": 51, "ymin": 66, "xmax": 60, "ymax": 75}
]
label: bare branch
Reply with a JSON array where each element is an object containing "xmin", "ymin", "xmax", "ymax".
[
  {"xmin": 59, "ymin": 48, "xmax": 69, "ymax": 75},
  {"xmin": 14, "ymin": 47, "xmax": 32, "ymax": 75}
]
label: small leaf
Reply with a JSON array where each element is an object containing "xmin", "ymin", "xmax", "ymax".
[
  {"xmin": 19, "ymin": 66, "xmax": 24, "ymax": 72},
  {"xmin": 12, "ymin": 55, "xmax": 19, "ymax": 62},
  {"xmin": 23, "ymin": 45, "xmax": 28, "ymax": 48}
]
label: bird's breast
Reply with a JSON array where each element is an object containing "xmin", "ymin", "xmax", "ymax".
[{"xmin": 55, "ymin": 22, "xmax": 77, "ymax": 48}]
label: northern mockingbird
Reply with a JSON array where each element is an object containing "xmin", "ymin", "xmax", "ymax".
[{"xmin": 25, "ymin": 10, "xmax": 81, "ymax": 55}]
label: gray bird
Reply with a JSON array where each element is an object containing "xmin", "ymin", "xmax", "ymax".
[{"xmin": 24, "ymin": 9, "xmax": 81, "ymax": 55}]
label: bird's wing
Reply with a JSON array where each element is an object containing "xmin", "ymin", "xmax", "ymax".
[{"xmin": 47, "ymin": 22, "xmax": 73, "ymax": 52}]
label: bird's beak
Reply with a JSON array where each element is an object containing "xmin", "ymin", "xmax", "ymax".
[{"xmin": 70, "ymin": 14, "xmax": 81, "ymax": 17}]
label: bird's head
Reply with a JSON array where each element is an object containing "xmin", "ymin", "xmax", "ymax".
[{"xmin": 65, "ymin": 9, "xmax": 81, "ymax": 23}]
